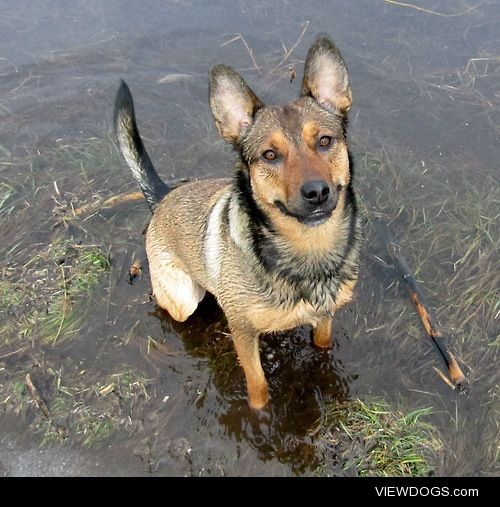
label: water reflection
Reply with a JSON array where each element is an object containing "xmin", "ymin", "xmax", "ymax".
[{"xmin": 148, "ymin": 299, "xmax": 354, "ymax": 473}]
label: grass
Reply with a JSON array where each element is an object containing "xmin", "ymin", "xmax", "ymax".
[
  {"xmin": 351, "ymin": 145, "xmax": 499, "ymax": 475},
  {"xmin": 0, "ymin": 280, "xmax": 24, "ymax": 310},
  {"xmin": 312, "ymin": 399, "xmax": 441, "ymax": 476},
  {"xmin": 38, "ymin": 242, "xmax": 110, "ymax": 345},
  {"xmin": 354, "ymin": 145, "xmax": 499, "ymax": 354},
  {"xmin": 5, "ymin": 366, "xmax": 152, "ymax": 448},
  {"xmin": 1, "ymin": 239, "xmax": 112, "ymax": 346},
  {"xmin": 0, "ymin": 182, "xmax": 16, "ymax": 217},
  {"xmin": 0, "ymin": 132, "xmax": 154, "ymax": 453}
]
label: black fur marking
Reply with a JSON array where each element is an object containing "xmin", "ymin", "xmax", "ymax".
[
  {"xmin": 341, "ymin": 186, "xmax": 359, "ymax": 263},
  {"xmin": 338, "ymin": 152, "xmax": 360, "ymax": 273},
  {"xmin": 234, "ymin": 159, "xmax": 266, "ymax": 226},
  {"xmin": 274, "ymin": 200, "xmax": 333, "ymax": 225},
  {"xmin": 347, "ymin": 149, "xmax": 355, "ymax": 179},
  {"xmin": 113, "ymin": 80, "xmax": 170, "ymax": 213},
  {"xmin": 234, "ymin": 163, "xmax": 281, "ymax": 272}
]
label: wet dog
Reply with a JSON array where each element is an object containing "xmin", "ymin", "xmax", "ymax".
[{"xmin": 113, "ymin": 35, "xmax": 361, "ymax": 409}]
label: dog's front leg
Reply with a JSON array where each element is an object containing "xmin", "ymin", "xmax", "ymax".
[
  {"xmin": 312, "ymin": 318, "xmax": 333, "ymax": 348},
  {"xmin": 229, "ymin": 321, "xmax": 269, "ymax": 410}
]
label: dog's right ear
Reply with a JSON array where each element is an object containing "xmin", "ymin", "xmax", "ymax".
[{"xmin": 209, "ymin": 64, "xmax": 263, "ymax": 144}]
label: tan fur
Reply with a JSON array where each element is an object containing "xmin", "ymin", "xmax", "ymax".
[
  {"xmin": 256, "ymin": 189, "xmax": 351, "ymax": 254},
  {"xmin": 146, "ymin": 248, "xmax": 205, "ymax": 322},
  {"xmin": 313, "ymin": 319, "xmax": 333, "ymax": 348},
  {"xmin": 246, "ymin": 284, "xmax": 348, "ymax": 334},
  {"xmin": 146, "ymin": 174, "xmax": 359, "ymax": 410},
  {"xmin": 333, "ymin": 277, "xmax": 357, "ymax": 307},
  {"xmin": 146, "ymin": 180, "xmax": 231, "ymax": 299},
  {"xmin": 117, "ymin": 36, "xmax": 361, "ymax": 410}
]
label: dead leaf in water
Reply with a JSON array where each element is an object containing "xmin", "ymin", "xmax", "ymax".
[{"xmin": 157, "ymin": 73, "xmax": 195, "ymax": 84}]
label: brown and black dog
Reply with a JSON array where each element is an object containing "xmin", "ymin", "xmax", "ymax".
[{"xmin": 114, "ymin": 35, "xmax": 361, "ymax": 409}]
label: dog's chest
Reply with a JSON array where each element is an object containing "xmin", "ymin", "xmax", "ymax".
[
  {"xmin": 263, "ymin": 246, "xmax": 348, "ymax": 303},
  {"xmin": 246, "ymin": 298, "xmax": 328, "ymax": 333},
  {"xmin": 246, "ymin": 269, "xmax": 343, "ymax": 333}
]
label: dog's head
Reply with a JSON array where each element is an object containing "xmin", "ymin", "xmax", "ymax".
[{"xmin": 209, "ymin": 35, "xmax": 352, "ymax": 227}]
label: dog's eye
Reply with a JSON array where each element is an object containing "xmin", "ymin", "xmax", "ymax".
[
  {"xmin": 318, "ymin": 136, "xmax": 332, "ymax": 148},
  {"xmin": 262, "ymin": 149, "xmax": 277, "ymax": 161}
]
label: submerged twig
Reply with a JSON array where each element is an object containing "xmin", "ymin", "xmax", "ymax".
[
  {"xmin": 26, "ymin": 372, "xmax": 69, "ymax": 438},
  {"xmin": 373, "ymin": 218, "xmax": 468, "ymax": 391},
  {"xmin": 70, "ymin": 178, "xmax": 192, "ymax": 220},
  {"xmin": 72, "ymin": 190, "xmax": 144, "ymax": 217},
  {"xmin": 52, "ymin": 264, "xmax": 72, "ymax": 345},
  {"xmin": 269, "ymin": 21, "xmax": 309, "ymax": 76},
  {"xmin": 220, "ymin": 34, "xmax": 262, "ymax": 75},
  {"xmin": 383, "ymin": 0, "xmax": 480, "ymax": 17},
  {"xmin": 25, "ymin": 373, "xmax": 51, "ymax": 419},
  {"xmin": 0, "ymin": 347, "xmax": 25, "ymax": 360}
]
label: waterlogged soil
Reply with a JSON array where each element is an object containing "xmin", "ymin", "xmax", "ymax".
[{"xmin": 0, "ymin": 0, "xmax": 498, "ymax": 476}]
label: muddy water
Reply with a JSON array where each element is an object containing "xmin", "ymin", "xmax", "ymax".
[{"xmin": 0, "ymin": 0, "xmax": 498, "ymax": 476}]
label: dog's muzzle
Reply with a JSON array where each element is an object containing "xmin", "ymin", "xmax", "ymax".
[{"xmin": 275, "ymin": 183, "xmax": 339, "ymax": 226}]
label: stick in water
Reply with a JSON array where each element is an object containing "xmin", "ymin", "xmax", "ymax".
[{"xmin": 373, "ymin": 218, "xmax": 467, "ymax": 391}]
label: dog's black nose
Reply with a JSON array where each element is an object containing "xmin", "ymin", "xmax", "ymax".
[{"xmin": 300, "ymin": 180, "xmax": 330, "ymax": 205}]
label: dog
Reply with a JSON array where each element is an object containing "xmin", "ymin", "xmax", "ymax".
[{"xmin": 113, "ymin": 35, "xmax": 361, "ymax": 410}]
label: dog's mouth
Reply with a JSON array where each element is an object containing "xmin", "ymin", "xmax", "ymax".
[{"xmin": 275, "ymin": 201, "xmax": 333, "ymax": 226}]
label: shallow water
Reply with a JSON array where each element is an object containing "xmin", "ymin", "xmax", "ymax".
[{"xmin": 0, "ymin": 0, "xmax": 498, "ymax": 476}]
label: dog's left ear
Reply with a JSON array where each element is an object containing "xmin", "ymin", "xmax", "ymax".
[
  {"xmin": 301, "ymin": 35, "xmax": 352, "ymax": 115},
  {"xmin": 209, "ymin": 64, "xmax": 264, "ymax": 144}
]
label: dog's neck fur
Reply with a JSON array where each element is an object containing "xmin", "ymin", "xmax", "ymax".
[{"xmin": 226, "ymin": 161, "xmax": 360, "ymax": 311}]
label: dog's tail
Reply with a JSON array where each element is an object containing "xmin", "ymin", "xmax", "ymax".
[{"xmin": 113, "ymin": 80, "xmax": 170, "ymax": 213}]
